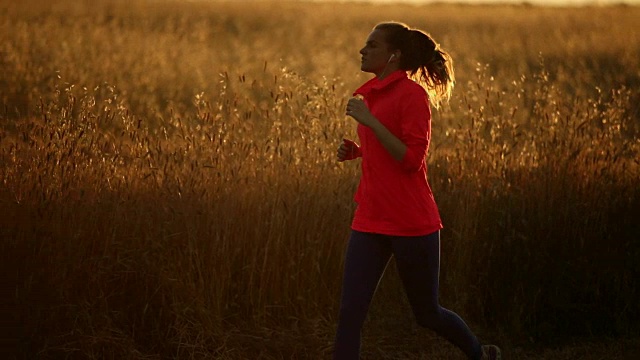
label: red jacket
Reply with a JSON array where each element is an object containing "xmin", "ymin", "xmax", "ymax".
[{"xmin": 351, "ymin": 70, "xmax": 443, "ymax": 236}]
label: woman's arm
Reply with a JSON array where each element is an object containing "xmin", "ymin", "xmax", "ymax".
[
  {"xmin": 366, "ymin": 119, "xmax": 406, "ymax": 161},
  {"xmin": 345, "ymin": 97, "xmax": 407, "ymax": 161}
]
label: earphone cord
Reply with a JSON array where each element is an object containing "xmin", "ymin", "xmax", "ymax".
[{"xmin": 378, "ymin": 54, "xmax": 395, "ymax": 79}]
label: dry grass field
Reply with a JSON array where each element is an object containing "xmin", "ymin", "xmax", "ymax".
[{"xmin": 1, "ymin": 0, "xmax": 639, "ymax": 358}]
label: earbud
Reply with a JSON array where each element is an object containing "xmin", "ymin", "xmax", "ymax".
[{"xmin": 388, "ymin": 54, "xmax": 395, "ymax": 62}]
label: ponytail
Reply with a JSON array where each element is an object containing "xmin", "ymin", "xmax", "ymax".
[{"xmin": 374, "ymin": 22, "xmax": 455, "ymax": 109}]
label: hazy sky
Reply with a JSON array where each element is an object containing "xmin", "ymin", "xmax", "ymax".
[{"xmin": 312, "ymin": 0, "xmax": 639, "ymax": 5}]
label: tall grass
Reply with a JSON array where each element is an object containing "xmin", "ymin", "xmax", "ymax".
[{"xmin": 2, "ymin": 0, "xmax": 639, "ymax": 358}]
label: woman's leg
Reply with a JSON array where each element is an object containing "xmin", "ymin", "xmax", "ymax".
[
  {"xmin": 391, "ymin": 231, "xmax": 482, "ymax": 360},
  {"xmin": 333, "ymin": 231, "xmax": 393, "ymax": 360}
]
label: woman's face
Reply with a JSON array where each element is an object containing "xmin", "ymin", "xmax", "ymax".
[{"xmin": 359, "ymin": 29, "xmax": 395, "ymax": 76}]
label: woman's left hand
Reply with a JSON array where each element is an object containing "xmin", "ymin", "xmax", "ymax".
[{"xmin": 346, "ymin": 97, "xmax": 376, "ymax": 127}]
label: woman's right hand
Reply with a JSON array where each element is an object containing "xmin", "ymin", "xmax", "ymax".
[{"xmin": 337, "ymin": 138, "xmax": 361, "ymax": 162}]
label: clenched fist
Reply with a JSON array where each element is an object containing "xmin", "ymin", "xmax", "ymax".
[{"xmin": 337, "ymin": 138, "xmax": 361, "ymax": 162}]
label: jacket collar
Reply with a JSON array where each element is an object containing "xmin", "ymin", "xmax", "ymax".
[{"xmin": 354, "ymin": 70, "xmax": 407, "ymax": 97}]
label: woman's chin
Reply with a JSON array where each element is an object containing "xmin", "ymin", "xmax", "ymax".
[{"xmin": 360, "ymin": 65, "xmax": 375, "ymax": 74}]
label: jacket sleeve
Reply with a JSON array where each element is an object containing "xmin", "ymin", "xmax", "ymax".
[{"xmin": 398, "ymin": 88, "xmax": 431, "ymax": 172}]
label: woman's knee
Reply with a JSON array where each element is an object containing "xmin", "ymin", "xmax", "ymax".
[{"xmin": 414, "ymin": 305, "xmax": 444, "ymax": 329}]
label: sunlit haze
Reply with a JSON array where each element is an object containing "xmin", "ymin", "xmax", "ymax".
[{"xmin": 309, "ymin": 0, "xmax": 639, "ymax": 5}]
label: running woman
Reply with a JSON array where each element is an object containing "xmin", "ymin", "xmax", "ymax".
[{"xmin": 334, "ymin": 22, "xmax": 501, "ymax": 360}]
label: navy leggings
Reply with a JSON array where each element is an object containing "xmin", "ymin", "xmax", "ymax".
[{"xmin": 333, "ymin": 230, "xmax": 482, "ymax": 360}]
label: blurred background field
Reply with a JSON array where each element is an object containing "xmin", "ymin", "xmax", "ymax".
[{"xmin": 1, "ymin": 0, "xmax": 639, "ymax": 358}]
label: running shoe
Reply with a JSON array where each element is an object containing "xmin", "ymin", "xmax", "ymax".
[{"xmin": 481, "ymin": 345, "xmax": 502, "ymax": 360}]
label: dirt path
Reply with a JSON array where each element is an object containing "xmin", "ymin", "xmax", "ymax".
[
  {"xmin": 358, "ymin": 334, "xmax": 640, "ymax": 359},
  {"xmin": 219, "ymin": 327, "xmax": 640, "ymax": 359},
  {"xmin": 357, "ymin": 337, "xmax": 640, "ymax": 359}
]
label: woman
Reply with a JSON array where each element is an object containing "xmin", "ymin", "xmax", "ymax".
[{"xmin": 334, "ymin": 22, "xmax": 501, "ymax": 360}]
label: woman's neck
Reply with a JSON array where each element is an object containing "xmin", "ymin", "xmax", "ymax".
[{"xmin": 377, "ymin": 63, "xmax": 400, "ymax": 80}]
